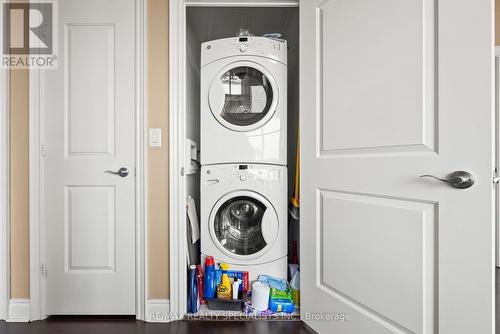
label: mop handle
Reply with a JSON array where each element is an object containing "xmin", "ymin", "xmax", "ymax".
[{"xmin": 292, "ymin": 128, "xmax": 300, "ymax": 204}]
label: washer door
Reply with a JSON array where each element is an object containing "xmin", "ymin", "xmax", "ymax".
[
  {"xmin": 209, "ymin": 61, "xmax": 278, "ymax": 132},
  {"xmin": 209, "ymin": 190, "xmax": 279, "ymax": 261}
]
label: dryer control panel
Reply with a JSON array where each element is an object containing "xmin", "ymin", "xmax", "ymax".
[{"xmin": 201, "ymin": 36, "xmax": 287, "ymax": 67}]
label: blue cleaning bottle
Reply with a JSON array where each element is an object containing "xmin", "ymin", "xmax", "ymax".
[
  {"xmin": 187, "ymin": 264, "xmax": 199, "ymax": 313},
  {"xmin": 203, "ymin": 256, "xmax": 216, "ymax": 299}
]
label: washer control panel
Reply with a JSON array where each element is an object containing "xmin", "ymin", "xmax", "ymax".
[
  {"xmin": 232, "ymin": 164, "xmax": 282, "ymax": 183},
  {"xmin": 203, "ymin": 164, "xmax": 283, "ymax": 187}
]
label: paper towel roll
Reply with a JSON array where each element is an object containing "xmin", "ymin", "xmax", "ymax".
[{"xmin": 251, "ymin": 281, "xmax": 270, "ymax": 311}]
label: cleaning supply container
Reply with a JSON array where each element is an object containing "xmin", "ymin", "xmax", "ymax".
[
  {"xmin": 290, "ymin": 268, "xmax": 300, "ymax": 306},
  {"xmin": 187, "ymin": 265, "xmax": 199, "ymax": 313},
  {"xmin": 196, "ymin": 264, "xmax": 205, "ymax": 304},
  {"xmin": 217, "ymin": 273, "xmax": 232, "ymax": 299},
  {"xmin": 203, "ymin": 256, "xmax": 217, "ymax": 299},
  {"xmin": 251, "ymin": 281, "xmax": 270, "ymax": 311}
]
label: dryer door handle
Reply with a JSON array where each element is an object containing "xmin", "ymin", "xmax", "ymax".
[{"xmin": 261, "ymin": 208, "xmax": 279, "ymax": 246}]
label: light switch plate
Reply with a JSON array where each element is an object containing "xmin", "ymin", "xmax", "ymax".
[{"xmin": 149, "ymin": 128, "xmax": 162, "ymax": 147}]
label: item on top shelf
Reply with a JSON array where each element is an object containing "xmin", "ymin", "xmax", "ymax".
[
  {"xmin": 232, "ymin": 279, "xmax": 241, "ymax": 300},
  {"xmin": 251, "ymin": 281, "xmax": 270, "ymax": 311},
  {"xmin": 203, "ymin": 256, "xmax": 217, "ymax": 299},
  {"xmin": 290, "ymin": 267, "xmax": 300, "ymax": 306},
  {"xmin": 187, "ymin": 265, "xmax": 199, "ymax": 313},
  {"xmin": 258, "ymin": 274, "xmax": 289, "ymax": 291},
  {"xmin": 196, "ymin": 264, "xmax": 205, "ymax": 304},
  {"xmin": 262, "ymin": 33, "xmax": 286, "ymax": 43},
  {"xmin": 217, "ymin": 273, "xmax": 232, "ymax": 299},
  {"xmin": 215, "ymin": 269, "xmax": 249, "ymax": 293}
]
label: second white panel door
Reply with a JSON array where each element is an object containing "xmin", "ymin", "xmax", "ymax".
[{"xmin": 43, "ymin": 0, "xmax": 136, "ymax": 314}]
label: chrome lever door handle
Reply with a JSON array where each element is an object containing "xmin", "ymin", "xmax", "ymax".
[
  {"xmin": 419, "ymin": 171, "xmax": 474, "ymax": 189},
  {"xmin": 105, "ymin": 167, "xmax": 129, "ymax": 177}
]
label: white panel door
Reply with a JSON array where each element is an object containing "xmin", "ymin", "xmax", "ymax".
[
  {"xmin": 300, "ymin": 0, "xmax": 494, "ymax": 333},
  {"xmin": 44, "ymin": 0, "xmax": 135, "ymax": 314}
]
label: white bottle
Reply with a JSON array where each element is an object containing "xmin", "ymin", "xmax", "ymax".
[{"xmin": 232, "ymin": 278, "xmax": 241, "ymax": 299}]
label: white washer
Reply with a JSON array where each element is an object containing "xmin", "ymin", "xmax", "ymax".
[
  {"xmin": 201, "ymin": 164, "xmax": 287, "ymax": 282},
  {"xmin": 200, "ymin": 36, "xmax": 287, "ymax": 165}
]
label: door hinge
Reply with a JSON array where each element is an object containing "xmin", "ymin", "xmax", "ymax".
[
  {"xmin": 493, "ymin": 167, "xmax": 499, "ymax": 185},
  {"xmin": 41, "ymin": 144, "xmax": 47, "ymax": 157},
  {"xmin": 41, "ymin": 262, "xmax": 47, "ymax": 276},
  {"xmin": 180, "ymin": 167, "xmax": 185, "ymax": 176}
]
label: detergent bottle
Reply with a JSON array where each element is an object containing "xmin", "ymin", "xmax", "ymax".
[
  {"xmin": 216, "ymin": 262, "xmax": 231, "ymax": 299},
  {"xmin": 203, "ymin": 256, "xmax": 216, "ymax": 299},
  {"xmin": 187, "ymin": 265, "xmax": 199, "ymax": 313},
  {"xmin": 217, "ymin": 273, "xmax": 232, "ymax": 299}
]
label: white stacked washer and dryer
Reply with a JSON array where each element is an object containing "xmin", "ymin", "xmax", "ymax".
[{"xmin": 200, "ymin": 36, "xmax": 288, "ymax": 281}]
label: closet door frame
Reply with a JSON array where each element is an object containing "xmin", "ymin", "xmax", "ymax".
[{"xmin": 168, "ymin": 0, "xmax": 299, "ymax": 318}]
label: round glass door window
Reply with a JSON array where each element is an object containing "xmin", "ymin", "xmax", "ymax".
[
  {"xmin": 210, "ymin": 64, "xmax": 277, "ymax": 131},
  {"xmin": 213, "ymin": 196, "xmax": 267, "ymax": 256}
]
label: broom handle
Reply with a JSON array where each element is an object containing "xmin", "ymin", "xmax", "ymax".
[{"xmin": 293, "ymin": 128, "xmax": 300, "ymax": 202}]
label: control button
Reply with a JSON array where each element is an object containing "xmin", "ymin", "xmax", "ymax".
[
  {"xmin": 239, "ymin": 174, "xmax": 247, "ymax": 181},
  {"xmin": 239, "ymin": 45, "xmax": 247, "ymax": 52}
]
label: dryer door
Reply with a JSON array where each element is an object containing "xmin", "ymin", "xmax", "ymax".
[
  {"xmin": 209, "ymin": 61, "xmax": 278, "ymax": 132},
  {"xmin": 209, "ymin": 190, "xmax": 279, "ymax": 261}
]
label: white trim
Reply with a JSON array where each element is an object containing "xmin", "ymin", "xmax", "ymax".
[
  {"xmin": 0, "ymin": 0, "xmax": 10, "ymax": 317},
  {"xmin": 0, "ymin": 61, "xmax": 10, "ymax": 321},
  {"xmin": 29, "ymin": 0, "xmax": 148, "ymax": 320},
  {"xmin": 169, "ymin": 0, "xmax": 188, "ymax": 318},
  {"xmin": 6, "ymin": 299, "xmax": 31, "ymax": 323},
  {"xmin": 135, "ymin": 0, "xmax": 147, "ymax": 322},
  {"xmin": 184, "ymin": 0, "xmax": 298, "ymax": 7},
  {"xmin": 496, "ymin": 55, "xmax": 500, "ymax": 267},
  {"xmin": 29, "ymin": 68, "xmax": 43, "ymax": 320},
  {"xmin": 145, "ymin": 299, "xmax": 171, "ymax": 322}
]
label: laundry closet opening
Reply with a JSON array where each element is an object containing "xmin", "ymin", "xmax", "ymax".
[{"xmin": 184, "ymin": 6, "xmax": 300, "ymax": 317}]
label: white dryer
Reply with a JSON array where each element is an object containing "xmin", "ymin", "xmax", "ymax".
[
  {"xmin": 200, "ymin": 36, "xmax": 287, "ymax": 165},
  {"xmin": 201, "ymin": 164, "xmax": 287, "ymax": 281}
]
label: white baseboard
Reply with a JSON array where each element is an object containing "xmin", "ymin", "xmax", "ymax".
[
  {"xmin": 145, "ymin": 299, "xmax": 170, "ymax": 323},
  {"xmin": 6, "ymin": 299, "xmax": 30, "ymax": 322}
]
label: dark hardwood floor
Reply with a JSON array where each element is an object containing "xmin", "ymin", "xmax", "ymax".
[
  {"xmin": 3, "ymin": 270, "xmax": 500, "ymax": 334},
  {"xmin": 0, "ymin": 317, "xmax": 317, "ymax": 334}
]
